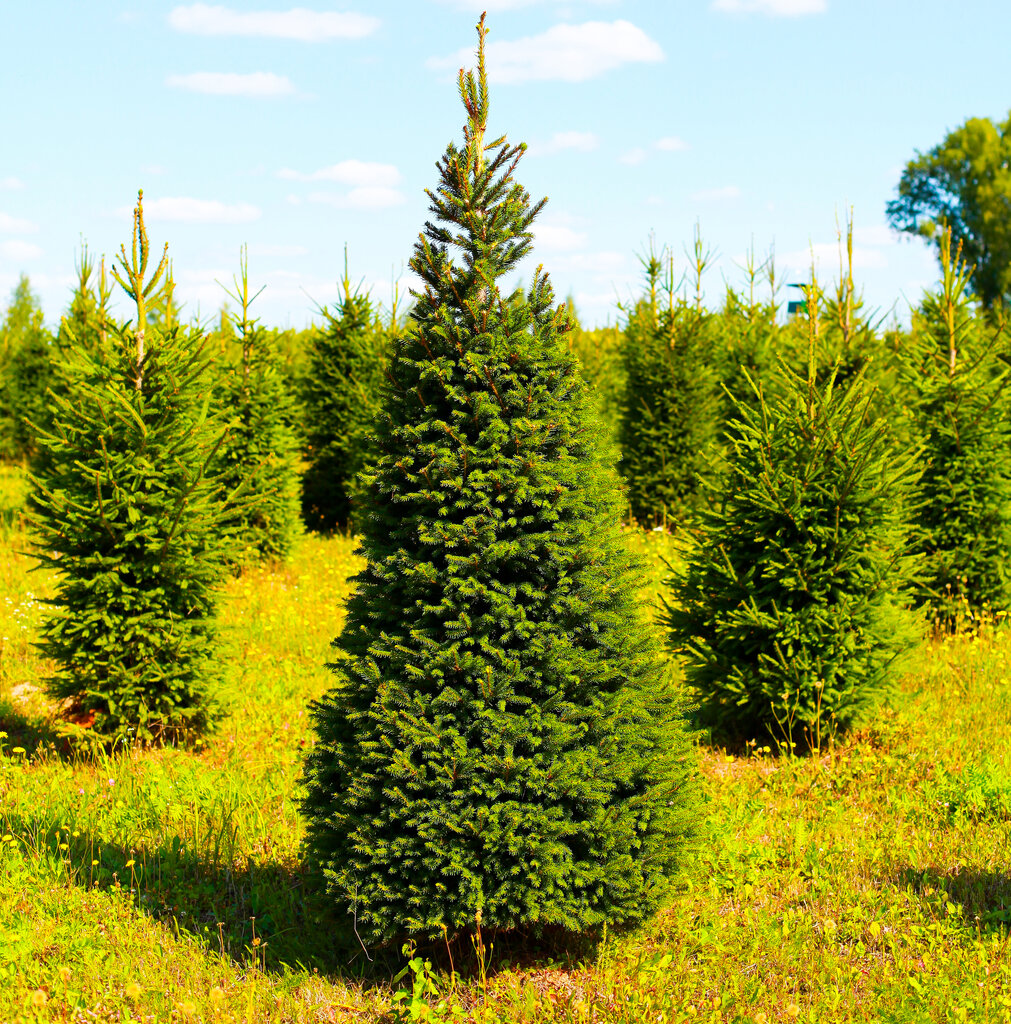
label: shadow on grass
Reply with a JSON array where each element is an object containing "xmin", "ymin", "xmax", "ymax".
[
  {"xmin": 0, "ymin": 697, "xmax": 67, "ymax": 754},
  {"xmin": 897, "ymin": 862, "xmax": 1011, "ymax": 931},
  {"xmin": 0, "ymin": 805, "xmax": 399, "ymax": 982},
  {"xmin": 1, "ymin": 804, "xmax": 604, "ymax": 986}
]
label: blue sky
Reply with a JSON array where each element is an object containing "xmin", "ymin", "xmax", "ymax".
[{"xmin": 2, "ymin": 1, "xmax": 1009, "ymax": 330}]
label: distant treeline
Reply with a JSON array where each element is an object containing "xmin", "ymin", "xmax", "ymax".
[{"xmin": 2, "ymin": 220, "xmax": 1006, "ymax": 559}]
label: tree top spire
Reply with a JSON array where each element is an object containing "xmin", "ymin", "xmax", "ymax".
[{"xmin": 458, "ymin": 12, "xmax": 491, "ymax": 176}]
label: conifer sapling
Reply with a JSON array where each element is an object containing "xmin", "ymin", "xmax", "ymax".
[
  {"xmin": 618, "ymin": 235, "xmax": 721, "ymax": 526},
  {"xmin": 667, "ymin": 264, "xmax": 919, "ymax": 748},
  {"xmin": 902, "ymin": 231, "xmax": 1011, "ymax": 628},
  {"xmin": 301, "ymin": 253, "xmax": 386, "ymax": 532},
  {"xmin": 31, "ymin": 192, "xmax": 235, "ymax": 745},
  {"xmin": 215, "ymin": 247, "xmax": 301, "ymax": 562}
]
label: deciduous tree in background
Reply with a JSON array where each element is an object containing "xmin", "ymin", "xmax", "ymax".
[{"xmin": 887, "ymin": 112, "xmax": 1011, "ymax": 311}]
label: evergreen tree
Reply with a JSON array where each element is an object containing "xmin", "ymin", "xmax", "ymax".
[
  {"xmin": 564, "ymin": 302, "xmax": 624, "ymax": 440},
  {"xmin": 302, "ymin": 19, "xmax": 699, "ymax": 944},
  {"xmin": 58, "ymin": 246, "xmax": 103, "ymax": 354},
  {"xmin": 30, "ymin": 248, "xmax": 114, "ymax": 489},
  {"xmin": 30, "ymin": 193, "xmax": 234, "ymax": 745},
  {"xmin": 215, "ymin": 248, "xmax": 301, "ymax": 562},
  {"xmin": 902, "ymin": 231, "xmax": 1011, "ymax": 628},
  {"xmin": 300, "ymin": 256, "xmax": 386, "ymax": 532},
  {"xmin": 667, "ymin": 271, "xmax": 919, "ymax": 748},
  {"xmin": 618, "ymin": 238, "xmax": 721, "ymax": 526},
  {"xmin": 0, "ymin": 275, "xmax": 55, "ymax": 460},
  {"xmin": 817, "ymin": 216, "xmax": 891, "ymax": 404},
  {"xmin": 715, "ymin": 245, "xmax": 780, "ymax": 425}
]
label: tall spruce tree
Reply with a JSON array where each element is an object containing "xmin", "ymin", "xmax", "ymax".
[
  {"xmin": 667, "ymin": 269, "xmax": 919, "ymax": 748},
  {"xmin": 302, "ymin": 18, "xmax": 699, "ymax": 944},
  {"xmin": 902, "ymin": 232, "xmax": 1011, "ymax": 628},
  {"xmin": 30, "ymin": 193, "xmax": 234, "ymax": 745},
  {"xmin": 300, "ymin": 255, "xmax": 386, "ymax": 532},
  {"xmin": 215, "ymin": 248, "xmax": 301, "ymax": 562},
  {"xmin": 618, "ymin": 238, "xmax": 721, "ymax": 526}
]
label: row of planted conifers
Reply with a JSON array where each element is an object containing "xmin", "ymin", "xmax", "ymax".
[{"xmin": 16, "ymin": 20, "xmax": 1011, "ymax": 945}]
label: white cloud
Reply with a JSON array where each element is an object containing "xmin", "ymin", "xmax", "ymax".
[
  {"xmin": 166, "ymin": 72, "xmax": 297, "ymax": 97},
  {"xmin": 619, "ymin": 136, "xmax": 688, "ymax": 167},
  {"xmin": 168, "ymin": 4, "xmax": 379, "ymax": 41},
  {"xmin": 428, "ymin": 21, "xmax": 663, "ymax": 84},
  {"xmin": 712, "ymin": 0, "xmax": 827, "ymax": 15},
  {"xmin": 0, "ymin": 177, "xmax": 23, "ymax": 190},
  {"xmin": 854, "ymin": 224, "xmax": 899, "ymax": 247},
  {"xmin": 308, "ymin": 187, "xmax": 405, "ymax": 210},
  {"xmin": 247, "ymin": 243, "xmax": 309, "ymax": 258},
  {"xmin": 779, "ymin": 242, "xmax": 887, "ymax": 273},
  {"xmin": 0, "ymin": 240, "xmax": 43, "ymax": 261},
  {"xmin": 0, "ymin": 213, "xmax": 38, "ymax": 233},
  {"xmin": 533, "ymin": 224, "xmax": 589, "ymax": 252},
  {"xmin": 527, "ymin": 131, "xmax": 599, "ymax": 156},
  {"xmin": 440, "ymin": 0, "xmax": 618, "ymax": 9},
  {"xmin": 691, "ymin": 185, "xmax": 742, "ymax": 201},
  {"xmin": 560, "ymin": 250, "xmax": 626, "ymax": 274},
  {"xmin": 278, "ymin": 160, "xmax": 401, "ymax": 187},
  {"xmin": 124, "ymin": 197, "xmax": 261, "ymax": 223}
]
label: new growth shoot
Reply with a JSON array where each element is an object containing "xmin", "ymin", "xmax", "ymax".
[
  {"xmin": 220, "ymin": 245, "xmax": 267, "ymax": 393},
  {"xmin": 112, "ymin": 191, "xmax": 169, "ymax": 391}
]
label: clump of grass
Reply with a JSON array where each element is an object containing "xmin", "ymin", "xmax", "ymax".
[
  {"xmin": 0, "ymin": 463, "xmax": 28, "ymax": 532},
  {"xmin": 935, "ymin": 757, "xmax": 1011, "ymax": 821}
]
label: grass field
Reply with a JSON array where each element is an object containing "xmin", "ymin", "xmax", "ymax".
[{"xmin": 3, "ymin": 472, "xmax": 1011, "ymax": 1023}]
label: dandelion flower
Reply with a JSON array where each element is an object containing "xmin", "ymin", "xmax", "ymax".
[{"xmin": 125, "ymin": 982, "xmax": 142, "ymax": 1000}]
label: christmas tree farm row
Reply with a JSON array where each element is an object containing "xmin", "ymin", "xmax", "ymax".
[{"xmin": 4, "ymin": 15, "xmax": 1011, "ymax": 951}]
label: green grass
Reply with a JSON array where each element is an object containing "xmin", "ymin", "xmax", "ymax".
[{"xmin": 3, "ymin": 490, "xmax": 1011, "ymax": 1022}]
